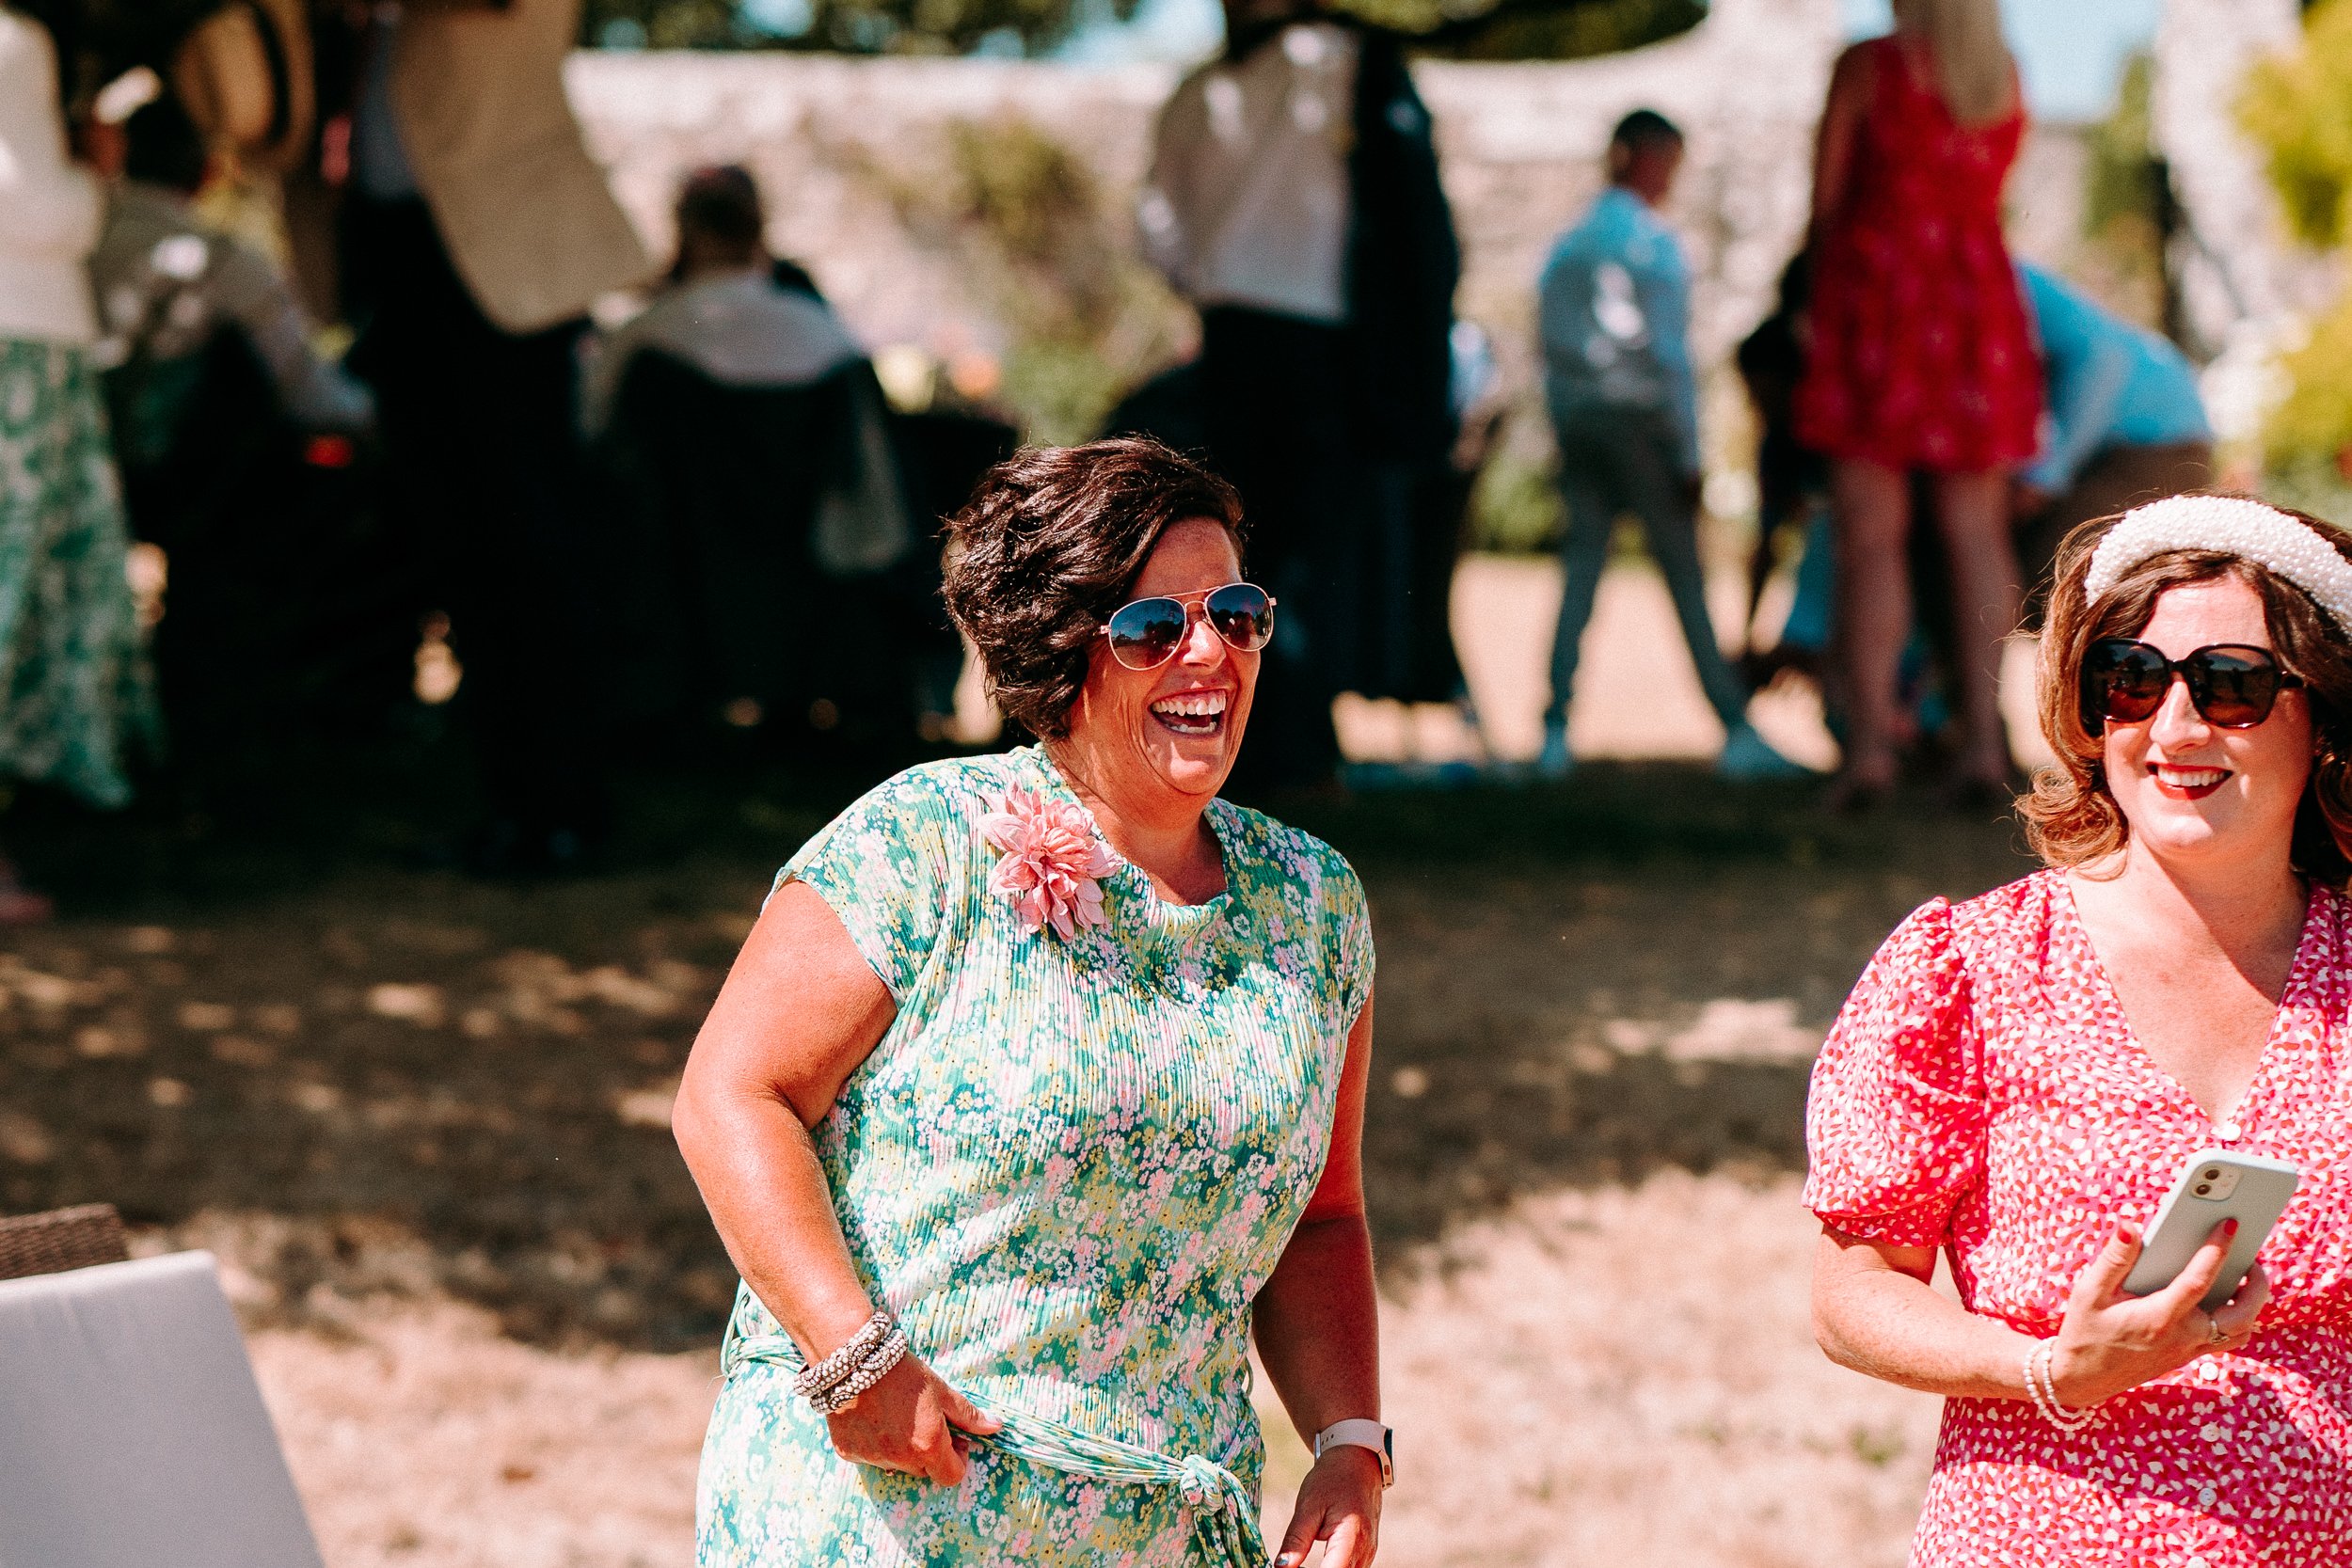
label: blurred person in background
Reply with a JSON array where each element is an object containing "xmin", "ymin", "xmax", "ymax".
[
  {"xmin": 2013, "ymin": 262, "xmax": 2212, "ymax": 618},
  {"xmin": 582, "ymin": 166, "xmax": 865, "ymax": 440},
  {"xmin": 1807, "ymin": 495, "xmax": 2352, "ymax": 1563},
  {"xmin": 0, "ymin": 1, "xmax": 153, "ymax": 922},
  {"xmin": 335, "ymin": 0, "xmax": 649, "ymax": 873},
  {"xmin": 91, "ymin": 88, "xmax": 374, "ymax": 444},
  {"xmin": 1735, "ymin": 249, "xmax": 1829, "ymax": 687},
  {"xmin": 1799, "ymin": 0, "xmax": 2040, "ymax": 808},
  {"xmin": 87, "ymin": 83, "xmax": 391, "ymax": 769},
  {"xmin": 1139, "ymin": 0, "xmax": 1458, "ymax": 792},
  {"xmin": 584, "ymin": 165, "xmax": 951, "ymax": 754},
  {"xmin": 1536, "ymin": 109, "xmax": 1804, "ymax": 783}
]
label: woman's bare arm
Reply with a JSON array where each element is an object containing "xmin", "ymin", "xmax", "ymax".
[
  {"xmin": 1814, "ymin": 1219, "xmax": 2269, "ymax": 1408},
  {"xmin": 1255, "ymin": 1001, "xmax": 1381, "ymax": 1567},
  {"xmin": 1813, "ymin": 1227, "xmax": 2035, "ymax": 1398},
  {"xmin": 673, "ymin": 879, "xmax": 997, "ymax": 1482},
  {"xmin": 1808, "ymin": 42, "xmax": 1872, "ymax": 237},
  {"xmin": 675, "ymin": 879, "xmax": 898, "ymax": 1354}
]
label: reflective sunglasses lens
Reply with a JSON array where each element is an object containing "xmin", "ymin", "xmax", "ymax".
[
  {"xmin": 2089, "ymin": 641, "xmax": 2168, "ymax": 723},
  {"xmin": 2188, "ymin": 649, "xmax": 2282, "ymax": 728},
  {"xmin": 1106, "ymin": 597, "xmax": 1188, "ymax": 669},
  {"xmin": 1204, "ymin": 584, "xmax": 1274, "ymax": 653}
]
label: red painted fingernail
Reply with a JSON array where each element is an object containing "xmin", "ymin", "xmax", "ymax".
[{"xmin": 2224, "ymin": 1219, "xmax": 2240, "ymax": 1237}]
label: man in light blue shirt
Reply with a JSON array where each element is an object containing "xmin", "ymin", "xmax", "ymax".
[
  {"xmin": 1534, "ymin": 109, "xmax": 1799, "ymax": 780},
  {"xmin": 2014, "ymin": 262, "xmax": 2212, "ymax": 610}
]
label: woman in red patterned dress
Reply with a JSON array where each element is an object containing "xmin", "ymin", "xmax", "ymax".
[
  {"xmin": 1805, "ymin": 496, "xmax": 2352, "ymax": 1566},
  {"xmin": 1799, "ymin": 0, "xmax": 2042, "ymax": 804}
]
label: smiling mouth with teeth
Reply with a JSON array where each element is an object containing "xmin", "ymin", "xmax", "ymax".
[
  {"xmin": 1150, "ymin": 689, "xmax": 1230, "ymax": 736},
  {"xmin": 2151, "ymin": 763, "xmax": 2232, "ymax": 800}
]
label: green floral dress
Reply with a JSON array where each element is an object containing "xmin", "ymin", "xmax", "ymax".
[
  {"xmin": 0, "ymin": 338, "xmax": 150, "ymax": 808},
  {"xmin": 696, "ymin": 745, "xmax": 1375, "ymax": 1566}
]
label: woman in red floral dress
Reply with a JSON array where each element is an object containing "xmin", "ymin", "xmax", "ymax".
[
  {"xmin": 1806, "ymin": 496, "xmax": 2352, "ymax": 1566},
  {"xmin": 1799, "ymin": 0, "xmax": 2042, "ymax": 803}
]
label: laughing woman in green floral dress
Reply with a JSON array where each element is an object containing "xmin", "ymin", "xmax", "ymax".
[
  {"xmin": 675, "ymin": 439, "xmax": 1388, "ymax": 1566},
  {"xmin": 0, "ymin": 5, "xmax": 151, "ymax": 920}
]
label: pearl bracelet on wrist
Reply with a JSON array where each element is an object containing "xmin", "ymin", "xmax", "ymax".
[
  {"xmin": 794, "ymin": 1309, "xmax": 907, "ymax": 1415},
  {"xmin": 2024, "ymin": 1340, "xmax": 2101, "ymax": 1433}
]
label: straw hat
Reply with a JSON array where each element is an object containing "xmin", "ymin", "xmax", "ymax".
[{"xmin": 170, "ymin": 0, "xmax": 313, "ymax": 174}]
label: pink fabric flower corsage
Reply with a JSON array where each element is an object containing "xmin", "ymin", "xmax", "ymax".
[{"xmin": 981, "ymin": 788, "xmax": 1118, "ymax": 940}]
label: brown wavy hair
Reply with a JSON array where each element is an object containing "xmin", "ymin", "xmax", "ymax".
[
  {"xmin": 2021, "ymin": 500, "xmax": 2352, "ymax": 886},
  {"xmin": 941, "ymin": 438, "xmax": 1245, "ymax": 740}
]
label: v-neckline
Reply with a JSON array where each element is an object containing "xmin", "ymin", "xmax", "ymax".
[{"xmin": 2056, "ymin": 872, "xmax": 2317, "ymax": 1136}]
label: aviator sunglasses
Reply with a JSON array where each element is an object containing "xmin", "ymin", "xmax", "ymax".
[
  {"xmin": 1101, "ymin": 582, "xmax": 1278, "ymax": 671},
  {"xmin": 2080, "ymin": 639, "xmax": 2306, "ymax": 733}
]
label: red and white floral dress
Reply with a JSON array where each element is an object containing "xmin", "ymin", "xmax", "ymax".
[{"xmin": 1805, "ymin": 869, "xmax": 2352, "ymax": 1567}]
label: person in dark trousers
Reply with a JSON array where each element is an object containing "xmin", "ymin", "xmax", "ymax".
[
  {"xmin": 1140, "ymin": 0, "xmax": 1459, "ymax": 791},
  {"xmin": 334, "ymin": 0, "xmax": 649, "ymax": 872},
  {"xmin": 1536, "ymin": 109, "xmax": 1805, "ymax": 782}
]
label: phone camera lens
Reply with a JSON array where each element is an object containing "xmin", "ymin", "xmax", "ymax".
[
  {"xmin": 2194, "ymin": 1183, "xmax": 2213, "ymax": 1196},
  {"xmin": 2202, "ymin": 1169, "xmax": 2221, "ymax": 1180}
]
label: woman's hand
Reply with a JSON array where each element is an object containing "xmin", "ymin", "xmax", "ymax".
[
  {"xmin": 2049, "ymin": 1219, "xmax": 2273, "ymax": 1407},
  {"xmin": 1274, "ymin": 1446, "xmax": 1383, "ymax": 1568},
  {"xmin": 823, "ymin": 1355, "xmax": 1002, "ymax": 1484}
]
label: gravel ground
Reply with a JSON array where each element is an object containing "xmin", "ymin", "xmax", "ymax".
[{"xmin": 3, "ymin": 561, "xmax": 2039, "ymax": 1565}]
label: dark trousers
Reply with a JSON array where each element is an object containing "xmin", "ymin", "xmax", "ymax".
[
  {"xmin": 1549, "ymin": 406, "xmax": 1748, "ymax": 730},
  {"xmin": 1198, "ymin": 306, "xmax": 1349, "ymax": 791},
  {"xmin": 343, "ymin": 198, "xmax": 604, "ymax": 838}
]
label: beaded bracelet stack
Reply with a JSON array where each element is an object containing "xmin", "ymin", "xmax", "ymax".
[
  {"xmin": 793, "ymin": 1309, "xmax": 909, "ymax": 1416},
  {"xmin": 2024, "ymin": 1340, "xmax": 2101, "ymax": 1433}
]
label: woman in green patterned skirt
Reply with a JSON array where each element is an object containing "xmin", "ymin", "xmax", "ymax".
[
  {"xmin": 0, "ymin": 4, "xmax": 151, "ymax": 919},
  {"xmin": 675, "ymin": 439, "xmax": 1388, "ymax": 1566}
]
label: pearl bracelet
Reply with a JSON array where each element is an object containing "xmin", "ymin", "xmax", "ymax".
[
  {"xmin": 2024, "ymin": 1340, "xmax": 2101, "ymax": 1433},
  {"xmin": 793, "ymin": 1310, "xmax": 905, "ymax": 1413},
  {"xmin": 807, "ymin": 1327, "xmax": 908, "ymax": 1415}
]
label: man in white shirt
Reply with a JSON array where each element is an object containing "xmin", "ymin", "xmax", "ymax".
[{"xmin": 1140, "ymin": 0, "xmax": 1458, "ymax": 790}]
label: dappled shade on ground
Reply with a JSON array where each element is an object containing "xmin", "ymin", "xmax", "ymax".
[{"xmin": 2, "ymin": 754, "xmax": 2032, "ymax": 1352}]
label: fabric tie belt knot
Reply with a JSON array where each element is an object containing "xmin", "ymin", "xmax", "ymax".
[{"xmin": 725, "ymin": 1307, "xmax": 1269, "ymax": 1568}]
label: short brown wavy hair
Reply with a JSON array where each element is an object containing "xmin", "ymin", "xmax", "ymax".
[
  {"xmin": 941, "ymin": 438, "xmax": 1245, "ymax": 739},
  {"xmin": 2021, "ymin": 499, "xmax": 2352, "ymax": 886}
]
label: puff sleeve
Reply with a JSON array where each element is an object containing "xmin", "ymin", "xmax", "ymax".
[{"xmin": 1803, "ymin": 897, "xmax": 1987, "ymax": 1249}]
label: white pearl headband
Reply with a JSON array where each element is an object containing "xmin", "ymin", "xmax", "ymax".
[{"xmin": 2083, "ymin": 494, "xmax": 2352, "ymax": 634}]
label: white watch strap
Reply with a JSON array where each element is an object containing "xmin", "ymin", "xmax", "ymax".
[{"xmin": 1311, "ymin": 1419, "xmax": 1393, "ymax": 1486}]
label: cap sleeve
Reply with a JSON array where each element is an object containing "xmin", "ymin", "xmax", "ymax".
[
  {"xmin": 1803, "ymin": 897, "xmax": 1986, "ymax": 1249},
  {"xmin": 1327, "ymin": 857, "xmax": 1375, "ymax": 1035},
  {"xmin": 773, "ymin": 766, "xmax": 973, "ymax": 1003}
]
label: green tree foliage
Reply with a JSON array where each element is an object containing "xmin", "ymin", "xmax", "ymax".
[
  {"xmin": 582, "ymin": 0, "xmax": 1140, "ymax": 54},
  {"xmin": 2243, "ymin": 0, "xmax": 2352, "ymax": 252},
  {"xmin": 862, "ymin": 117, "xmax": 1190, "ymax": 440},
  {"xmin": 2078, "ymin": 53, "xmax": 2166, "ymax": 329},
  {"xmin": 582, "ymin": 0, "xmax": 1700, "ymax": 57},
  {"xmin": 2242, "ymin": 0, "xmax": 2352, "ymax": 471}
]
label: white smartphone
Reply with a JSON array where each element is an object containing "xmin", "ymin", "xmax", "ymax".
[{"xmin": 2121, "ymin": 1149, "xmax": 2298, "ymax": 1312}]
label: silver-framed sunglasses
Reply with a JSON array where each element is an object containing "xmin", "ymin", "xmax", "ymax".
[{"xmin": 1100, "ymin": 582, "xmax": 1278, "ymax": 672}]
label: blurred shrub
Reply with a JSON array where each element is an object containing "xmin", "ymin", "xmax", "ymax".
[
  {"xmin": 2078, "ymin": 54, "xmax": 2167, "ymax": 331},
  {"xmin": 864, "ymin": 116, "xmax": 1191, "ymax": 443},
  {"xmin": 584, "ymin": 0, "xmax": 1700, "ymax": 56},
  {"xmin": 1418, "ymin": 0, "xmax": 1702, "ymax": 62},
  {"xmin": 2242, "ymin": 0, "xmax": 2352, "ymax": 253},
  {"xmin": 2243, "ymin": 0, "xmax": 2352, "ymax": 470},
  {"xmin": 583, "ymin": 0, "xmax": 1130, "ymax": 55},
  {"xmin": 1468, "ymin": 444, "xmax": 1564, "ymax": 554}
]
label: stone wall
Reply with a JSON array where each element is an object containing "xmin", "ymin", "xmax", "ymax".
[{"xmin": 566, "ymin": 0, "xmax": 2094, "ymax": 464}]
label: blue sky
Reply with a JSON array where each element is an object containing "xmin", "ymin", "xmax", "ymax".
[
  {"xmin": 1844, "ymin": 0, "xmax": 2159, "ymax": 122},
  {"xmin": 1064, "ymin": 0, "xmax": 2162, "ymax": 123}
]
